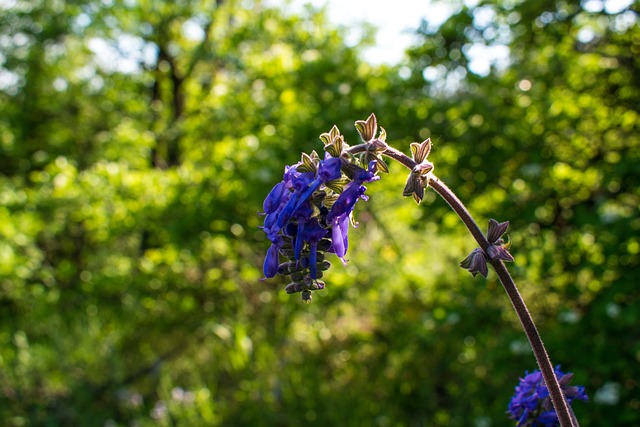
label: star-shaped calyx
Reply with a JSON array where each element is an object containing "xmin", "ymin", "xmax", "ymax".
[
  {"xmin": 319, "ymin": 125, "xmax": 345, "ymax": 159},
  {"xmin": 485, "ymin": 219, "xmax": 514, "ymax": 263},
  {"xmin": 403, "ymin": 138, "xmax": 434, "ymax": 204},
  {"xmin": 460, "ymin": 219, "xmax": 514, "ymax": 278},
  {"xmin": 354, "ymin": 113, "xmax": 390, "ymax": 174}
]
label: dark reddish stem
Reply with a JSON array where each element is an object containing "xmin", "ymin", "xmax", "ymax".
[
  {"xmin": 347, "ymin": 142, "xmax": 578, "ymax": 427},
  {"xmin": 427, "ymin": 177, "xmax": 578, "ymax": 427}
]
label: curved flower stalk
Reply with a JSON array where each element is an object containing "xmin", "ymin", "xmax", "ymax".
[{"xmin": 259, "ymin": 113, "xmax": 585, "ymax": 427}]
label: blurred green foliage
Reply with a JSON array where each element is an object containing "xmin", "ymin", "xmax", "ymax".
[{"xmin": 1, "ymin": 0, "xmax": 638, "ymax": 425}]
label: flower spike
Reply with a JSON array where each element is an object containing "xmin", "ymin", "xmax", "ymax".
[{"xmin": 260, "ymin": 120, "xmax": 381, "ymax": 301}]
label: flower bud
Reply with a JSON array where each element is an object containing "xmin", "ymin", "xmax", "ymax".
[{"xmin": 301, "ymin": 290, "xmax": 312, "ymax": 302}]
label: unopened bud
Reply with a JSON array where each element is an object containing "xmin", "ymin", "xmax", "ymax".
[
  {"xmin": 317, "ymin": 260, "xmax": 331, "ymax": 271},
  {"xmin": 317, "ymin": 239, "xmax": 332, "ymax": 252}
]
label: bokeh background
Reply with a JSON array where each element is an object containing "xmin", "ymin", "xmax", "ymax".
[{"xmin": 1, "ymin": 0, "xmax": 638, "ymax": 425}]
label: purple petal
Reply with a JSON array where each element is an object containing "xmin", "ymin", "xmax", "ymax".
[
  {"xmin": 294, "ymin": 221, "xmax": 305, "ymax": 261},
  {"xmin": 327, "ymin": 182, "xmax": 366, "ymax": 222},
  {"xmin": 339, "ymin": 214, "xmax": 350, "ymax": 254},
  {"xmin": 352, "ymin": 162, "xmax": 380, "ymax": 183},
  {"xmin": 263, "ymin": 181, "xmax": 285, "ymax": 213},
  {"xmin": 263, "ymin": 212, "xmax": 278, "ymax": 235},
  {"xmin": 538, "ymin": 410, "xmax": 558, "ymax": 426},
  {"xmin": 330, "ymin": 217, "xmax": 346, "ymax": 261},
  {"xmin": 263, "ymin": 242, "xmax": 280, "ymax": 278},
  {"xmin": 318, "ymin": 157, "xmax": 342, "ymax": 182},
  {"xmin": 303, "ymin": 218, "xmax": 328, "ymax": 243},
  {"xmin": 292, "ymin": 179, "xmax": 322, "ymax": 211}
]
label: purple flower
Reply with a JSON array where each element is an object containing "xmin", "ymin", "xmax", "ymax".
[
  {"xmin": 328, "ymin": 213, "xmax": 350, "ymax": 262},
  {"xmin": 318, "ymin": 156, "xmax": 343, "ymax": 182},
  {"xmin": 275, "ymin": 158, "xmax": 342, "ymax": 230},
  {"xmin": 263, "ymin": 181, "xmax": 285, "ymax": 214},
  {"xmin": 260, "ymin": 122, "xmax": 381, "ymax": 301},
  {"xmin": 302, "ymin": 218, "xmax": 329, "ymax": 279},
  {"xmin": 326, "ymin": 182, "xmax": 367, "ymax": 224},
  {"xmin": 263, "ymin": 236, "xmax": 284, "ymax": 278},
  {"xmin": 261, "ymin": 165, "xmax": 301, "ymax": 239},
  {"xmin": 508, "ymin": 366, "xmax": 588, "ymax": 427},
  {"xmin": 325, "ymin": 161, "xmax": 378, "ymax": 263},
  {"xmin": 292, "ymin": 201, "xmax": 314, "ymax": 262},
  {"xmin": 275, "ymin": 171, "xmax": 315, "ymax": 229}
]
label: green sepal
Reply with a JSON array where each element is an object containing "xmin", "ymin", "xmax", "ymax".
[
  {"xmin": 369, "ymin": 138, "xmax": 389, "ymax": 153},
  {"xmin": 324, "ymin": 135, "xmax": 344, "ymax": 158},
  {"xmin": 310, "ymin": 190, "xmax": 327, "ymax": 206},
  {"xmin": 280, "ymin": 248, "xmax": 295, "ymax": 258},
  {"xmin": 415, "ymin": 160, "xmax": 434, "ymax": 176},
  {"xmin": 403, "ymin": 172, "xmax": 426, "ymax": 204},
  {"xmin": 317, "ymin": 239, "xmax": 332, "ymax": 252},
  {"xmin": 378, "ymin": 126, "xmax": 387, "ymax": 142},
  {"xmin": 297, "ymin": 152, "xmax": 318, "ymax": 173},
  {"xmin": 377, "ymin": 156, "xmax": 389, "ymax": 174},
  {"xmin": 341, "ymin": 162, "xmax": 363, "ymax": 180},
  {"xmin": 349, "ymin": 213, "xmax": 358, "ymax": 227},
  {"xmin": 321, "ymin": 193, "xmax": 339, "ymax": 208},
  {"xmin": 324, "ymin": 177, "xmax": 349, "ymax": 194},
  {"xmin": 355, "ymin": 113, "xmax": 377, "ymax": 142},
  {"xmin": 410, "ymin": 138, "xmax": 432, "ymax": 163},
  {"xmin": 319, "ymin": 125, "xmax": 341, "ymax": 146},
  {"xmin": 365, "ymin": 152, "xmax": 389, "ymax": 174}
]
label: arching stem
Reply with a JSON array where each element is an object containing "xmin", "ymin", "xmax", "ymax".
[
  {"xmin": 347, "ymin": 142, "xmax": 578, "ymax": 427},
  {"xmin": 428, "ymin": 177, "xmax": 578, "ymax": 427}
]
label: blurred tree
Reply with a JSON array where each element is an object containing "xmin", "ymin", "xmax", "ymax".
[
  {"xmin": 0, "ymin": 0, "xmax": 638, "ymax": 426},
  {"xmin": 381, "ymin": 0, "xmax": 640, "ymax": 424},
  {"xmin": 0, "ymin": 0, "xmax": 386, "ymax": 425}
]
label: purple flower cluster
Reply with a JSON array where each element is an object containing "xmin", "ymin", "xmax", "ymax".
[
  {"xmin": 508, "ymin": 366, "xmax": 588, "ymax": 427},
  {"xmin": 261, "ymin": 149, "xmax": 379, "ymax": 301}
]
